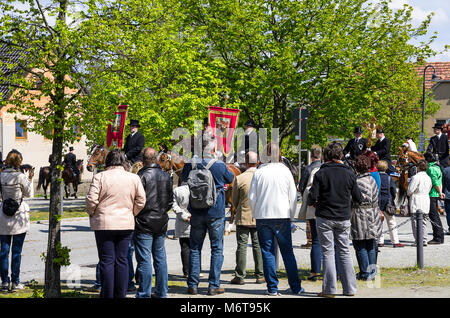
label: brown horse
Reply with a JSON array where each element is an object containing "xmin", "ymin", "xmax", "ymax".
[
  {"xmin": 37, "ymin": 166, "xmax": 51, "ymax": 199},
  {"xmin": 397, "ymin": 146, "xmax": 425, "ymax": 193},
  {"xmin": 62, "ymin": 159, "xmax": 84, "ymax": 199},
  {"xmin": 158, "ymin": 150, "xmax": 241, "ymax": 228},
  {"xmin": 87, "ymin": 144, "xmax": 142, "ymax": 174}
]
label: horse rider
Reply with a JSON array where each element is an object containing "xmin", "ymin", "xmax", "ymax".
[
  {"xmin": 64, "ymin": 146, "xmax": 82, "ymax": 183},
  {"xmin": 370, "ymin": 128, "xmax": 396, "ymax": 175},
  {"xmin": 123, "ymin": 119, "xmax": 145, "ymax": 164},
  {"xmin": 343, "ymin": 126, "xmax": 368, "ymax": 161},
  {"xmin": 427, "ymin": 123, "xmax": 449, "ymax": 169}
]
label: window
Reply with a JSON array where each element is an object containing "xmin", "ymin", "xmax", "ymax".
[{"xmin": 15, "ymin": 120, "xmax": 27, "ymax": 139}]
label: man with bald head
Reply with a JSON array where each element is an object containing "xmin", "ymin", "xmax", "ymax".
[
  {"xmin": 230, "ymin": 151, "xmax": 264, "ymax": 285},
  {"xmin": 134, "ymin": 147, "xmax": 173, "ymax": 298}
]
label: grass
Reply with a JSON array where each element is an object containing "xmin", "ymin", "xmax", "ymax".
[{"xmin": 29, "ymin": 208, "xmax": 88, "ymax": 222}]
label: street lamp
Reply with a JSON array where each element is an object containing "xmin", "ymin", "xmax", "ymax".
[{"xmin": 419, "ymin": 65, "xmax": 439, "ymax": 152}]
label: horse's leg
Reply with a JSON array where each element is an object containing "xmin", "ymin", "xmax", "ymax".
[
  {"xmin": 43, "ymin": 184, "xmax": 47, "ymax": 200},
  {"xmin": 73, "ymin": 182, "xmax": 78, "ymax": 199}
]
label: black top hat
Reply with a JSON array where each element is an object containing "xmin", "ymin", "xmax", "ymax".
[
  {"xmin": 69, "ymin": 146, "xmax": 74, "ymax": 151},
  {"xmin": 376, "ymin": 128, "xmax": 384, "ymax": 134},
  {"xmin": 130, "ymin": 119, "xmax": 140, "ymax": 127},
  {"xmin": 433, "ymin": 123, "xmax": 442, "ymax": 130},
  {"xmin": 245, "ymin": 119, "xmax": 256, "ymax": 127},
  {"xmin": 353, "ymin": 126, "xmax": 363, "ymax": 134}
]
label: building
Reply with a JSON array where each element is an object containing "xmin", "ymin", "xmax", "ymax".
[
  {"xmin": 0, "ymin": 45, "xmax": 93, "ymax": 192},
  {"xmin": 417, "ymin": 62, "xmax": 450, "ymax": 137}
]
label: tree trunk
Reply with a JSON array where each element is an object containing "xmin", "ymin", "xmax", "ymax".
[{"xmin": 44, "ymin": 118, "xmax": 64, "ymax": 298}]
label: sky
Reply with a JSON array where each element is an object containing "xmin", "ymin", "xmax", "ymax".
[{"xmin": 386, "ymin": 0, "xmax": 450, "ymax": 61}]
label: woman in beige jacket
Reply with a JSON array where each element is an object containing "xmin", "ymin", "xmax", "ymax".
[
  {"xmin": 0, "ymin": 149, "xmax": 32, "ymax": 292},
  {"xmin": 86, "ymin": 150, "xmax": 146, "ymax": 298}
]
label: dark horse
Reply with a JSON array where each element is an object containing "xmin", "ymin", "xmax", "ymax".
[
  {"xmin": 37, "ymin": 166, "xmax": 51, "ymax": 199},
  {"xmin": 62, "ymin": 159, "xmax": 84, "ymax": 199},
  {"xmin": 87, "ymin": 144, "xmax": 142, "ymax": 173}
]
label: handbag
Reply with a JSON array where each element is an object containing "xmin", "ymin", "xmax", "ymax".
[
  {"xmin": 399, "ymin": 195, "xmax": 410, "ymax": 217},
  {"xmin": 384, "ymin": 175, "xmax": 396, "ymax": 216}
]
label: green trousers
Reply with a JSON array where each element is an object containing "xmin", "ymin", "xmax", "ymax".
[{"xmin": 234, "ymin": 225, "xmax": 264, "ymax": 279}]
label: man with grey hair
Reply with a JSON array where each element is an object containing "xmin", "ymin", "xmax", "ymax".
[
  {"xmin": 180, "ymin": 137, "xmax": 235, "ymax": 296},
  {"xmin": 230, "ymin": 151, "xmax": 264, "ymax": 285},
  {"xmin": 134, "ymin": 147, "xmax": 173, "ymax": 298}
]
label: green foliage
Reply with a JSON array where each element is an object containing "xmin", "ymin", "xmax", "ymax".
[
  {"xmin": 29, "ymin": 279, "xmax": 44, "ymax": 298},
  {"xmin": 39, "ymin": 242, "xmax": 71, "ymax": 267}
]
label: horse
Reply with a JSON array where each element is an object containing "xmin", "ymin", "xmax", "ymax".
[
  {"xmin": 87, "ymin": 144, "xmax": 143, "ymax": 174},
  {"xmin": 396, "ymin": 145, "xmax": 425, "ymax": 193},
  {"xmin": 158, "ymin": 149, "xmax": 242, "ymax": 230},
  {"xmin": 62, "ymin": 159, "xmax": 84, "ymax": 199},
  {"xmin": 37, "ymin": 166, "xmax": 51, "ymax": 199}
]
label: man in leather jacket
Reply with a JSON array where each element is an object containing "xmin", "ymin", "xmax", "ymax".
[{"xmin": 134, "ymin": 147, "xmax": 173, "ymax": 298}]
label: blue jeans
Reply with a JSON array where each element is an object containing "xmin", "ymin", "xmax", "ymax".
[
  {"xmin": 445, "ymin": 199, "xmax": 450, "ymax": 232},
  {"xmin": 353, "ymin": 239, "xmax": 377, "ymax": 280},
  {"xmin": 0, "ymin": 233, "xmax": 26, "ymax": 284},
  {"xmin": 133, "ymin": 232, "xmax": 168, "ymax": 298},
  {"xmin": 309, "ymin": 219, "xmax": 322, "ymax": 274},
  {"xmin": 256, "ymin": 218, "xmax": 302, "ymax": 294},
  {"xmin": 188, "ymin": 215, "xmax": 225, "ymax": 289},
  {"xmin": 94, "ymin": 240, "xmax": 135, "ymax": 289}
]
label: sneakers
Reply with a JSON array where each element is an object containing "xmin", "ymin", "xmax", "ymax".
[
  {"xmin": 286, "ymin": 287, "xmax": 305, "ymax": 295},
  {"xmin": 265, "ymin": 290, "xmax": 281, "ymax": 296},
  {"xmin": 255, "ymin": 277, "xmax": 266, "ymax": 284},
  {"xmin": 11, "ymin": 283, "xmax": 25, "ymax": 291},
  {"xmin": 318, "ymin": 292, "xmax": 336, "ymax": 298},
  {"xmin": 393, "ymin": 243, "xmax": 405, "ymax": 248},
  {"xmin": 1, "ymin": 282, "xmax": 9, "ymax": 292}
]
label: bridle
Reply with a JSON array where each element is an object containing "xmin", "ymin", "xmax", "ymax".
[{"xmin": 88, "ymin": 145, "xmax": 108, "ymax": 171}]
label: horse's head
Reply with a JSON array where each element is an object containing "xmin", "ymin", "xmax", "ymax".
[
  {"xmin": 87, "ymin": 145, "xmax": 108, "ymax": 172},
  {"xmin": 158, "ymin": 150, "xmax": 172, "ymax": 174}
]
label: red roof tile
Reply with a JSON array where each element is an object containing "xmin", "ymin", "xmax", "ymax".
[{"xmin": 416, "ymin": 62, "xmax": 450, "ymax": 90}]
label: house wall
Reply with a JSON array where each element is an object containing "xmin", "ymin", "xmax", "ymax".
[{"xmin": 425, "ymin": 82, "xmax": 450, "ymax": 140}]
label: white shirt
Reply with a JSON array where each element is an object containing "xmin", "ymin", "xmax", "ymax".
[
  {"xmin": 407, "ymin": 171, "xmax": 432, "ymax": 214},
  {"xmin": 248, "ymin": 163, "xmax": 298, "ymax": 220}
]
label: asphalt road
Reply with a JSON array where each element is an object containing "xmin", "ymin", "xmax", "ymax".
[{"xmin": 18, "ymin": 197, "xmax": 450, "ymax": 298}]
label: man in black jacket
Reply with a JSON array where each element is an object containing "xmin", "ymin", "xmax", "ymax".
[
  {"xmin": 308, "ymin": 142, "xmax": 362, "ymax": 297},
  {"xmin": 134, "ymin": 147, "xmax": 173, "ymax": 298},
  {"xmin": 427, "ymin": 123, "xmax": 449, "ymax": 169},
  {"xmin": 371, "ymin": 128, "xmax": 395, "ymax": 174},
  {"xmin": 343, "ymin": 127, "xmax": 368, "ymax": 160},
  {"xmin": 123, "ymin": 119, "xmax": 145, "ymax": 164}
]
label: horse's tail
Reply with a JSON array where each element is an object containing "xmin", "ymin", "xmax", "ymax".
[{"xmin": 37, "ymin": 167, "xmax": 44, "ymax": 190}]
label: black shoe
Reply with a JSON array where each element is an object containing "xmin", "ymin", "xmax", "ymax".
[
  {"xmin": 428, "ymin": 240, "xmax": 443, "ymax": 245},
  {"xmin": 187, "ymin": 287, "xmax": 198, "ymax": 295},
  {"xmin": 207, "ymin": 287, "xmax": 225, "ymax": 296}
]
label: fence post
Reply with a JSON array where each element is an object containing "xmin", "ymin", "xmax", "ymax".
[{"xmin": 416, "ymin": 209, "xmax": 424, "ymax": 269}]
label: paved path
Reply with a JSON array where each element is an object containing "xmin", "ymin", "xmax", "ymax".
[{"xmin": 19, "ymin": 197, "xmax": 450, "ymax": 298}]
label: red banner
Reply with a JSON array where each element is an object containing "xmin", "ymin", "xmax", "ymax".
[
  {"xmin": 106, "ymin": 105, "xmax": 128, "ymax": 149},
  {"xmin": 209, "ymin": 106, "xmax": 240, "ymax": 155}
]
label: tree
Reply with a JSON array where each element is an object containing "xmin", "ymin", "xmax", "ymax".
[
  {"xmin": 0, "ymin": 0, "xmax": 107, "ymax": 297},
  {"xmin": 180, "ymin": 0, "xmax": 441, "ymax": 155}
]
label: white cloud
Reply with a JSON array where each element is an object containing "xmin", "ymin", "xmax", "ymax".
[{"xmin": 388, "ymin": 0, "xmax": 449, "ymax": 25}]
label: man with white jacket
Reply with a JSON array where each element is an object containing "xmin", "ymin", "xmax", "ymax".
[{"xmin": 248, "ymin": 143, "xmax": 303, "ymax": 296}]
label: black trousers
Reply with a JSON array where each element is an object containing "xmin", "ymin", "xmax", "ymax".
[
  {"xmin": 179, "ymin": 237, "xmax": 190, "ymax": 276},
  {"xmin": 429, "ymin": 197, "xmax": 444, "ymax": 243}
]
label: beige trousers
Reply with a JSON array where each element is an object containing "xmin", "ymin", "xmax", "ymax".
[{"xmin": 378, "ymin": 212, "xmax": 400, "ymax": 245}]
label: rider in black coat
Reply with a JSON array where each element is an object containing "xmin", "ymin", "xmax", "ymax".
[
  {"xmin": 343, "ymin": 127, "xmax": 368, "ymax": 160},
  {"xmin": 123, "ymin": 119, "xmax": 145, "ymax": 164},
  {"xmin": 64, "ymin": 146, "xmax": 81, "ymax": 182},
  {"xmin": 427, "ymin": 123, "xmax": 449, "ymax": 169},
  {"xmin": 371, "ymin": 128, "xmax": 395, "ymax": 174}
]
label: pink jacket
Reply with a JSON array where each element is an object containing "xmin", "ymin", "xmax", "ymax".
[{"xmin": 86, "ymin": 166, "xmax": 146, "ymax": 230}]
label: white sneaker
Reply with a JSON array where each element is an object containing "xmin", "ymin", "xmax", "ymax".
[
  {"xmin": 265, "ymin": 290, "xmax": 281, "ymax": 296},
  {"xmin": 11, "ymin": 283, "xmax": 25, "ymax": 291}
]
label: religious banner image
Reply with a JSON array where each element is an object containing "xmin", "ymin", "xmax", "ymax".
[
  {"xmin": 208, "ymin": 106, "xmax": 240, "ymax": 156},
  {"xmin": 106, "ymin": 105, "xmax": 128, "ymax": 149}
]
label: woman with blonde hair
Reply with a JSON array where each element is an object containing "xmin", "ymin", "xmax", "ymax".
[{"xmin": 0, "ymin": 149, "xmax": 32, "ymax": 292}]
